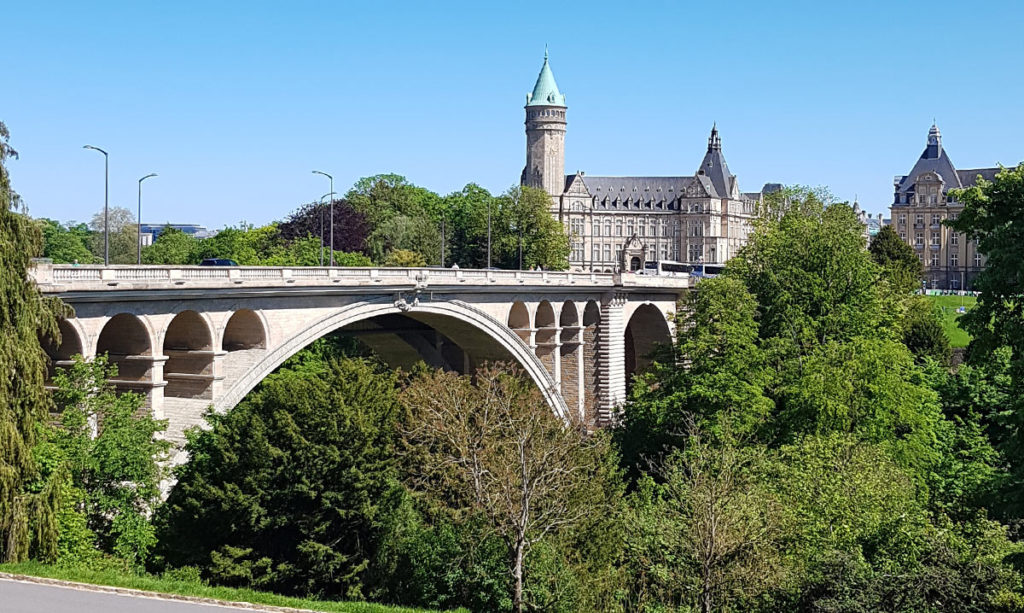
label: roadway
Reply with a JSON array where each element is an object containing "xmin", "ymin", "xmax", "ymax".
[{"xmin": 0, "ymin": 577, "xmax": 277, "ymax": 612}]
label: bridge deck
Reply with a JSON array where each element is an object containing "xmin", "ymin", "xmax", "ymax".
[{"xmin": 31, "ymin": 264, "xmax": 691, "ymax": 294}]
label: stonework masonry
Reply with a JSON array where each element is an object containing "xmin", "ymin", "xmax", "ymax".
[
  {"xmin": 890, "ymin": 124, "xmax": 1003, "ymax": 290},
  {"xmin": 32, "ymin": 264, "xmax": 687, "ymax": 459},
  {"xmin": 520, "ymin": 52, "xmax": 780, "ymax": 272}
]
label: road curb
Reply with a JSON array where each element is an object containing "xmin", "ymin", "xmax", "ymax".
[{"xmin": 0, "ymin": 572, "xmax": 318, "ymax": 612}]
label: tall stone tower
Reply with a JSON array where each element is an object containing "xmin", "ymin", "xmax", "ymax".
[{"xmin": 521, "ymin": 49, "xmax": 567, "ymax": 199}]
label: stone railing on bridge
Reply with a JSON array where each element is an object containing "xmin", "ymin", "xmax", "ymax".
[{"xmin": 30, "ymin": 262, "xmax": 690, "ymax": 293}]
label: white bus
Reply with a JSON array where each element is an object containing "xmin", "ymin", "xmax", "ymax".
[{"xmin": 640, "ymin": 260, "xmax": 692, "ymax": 276}]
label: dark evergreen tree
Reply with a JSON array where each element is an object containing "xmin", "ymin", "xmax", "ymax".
[
  {"xmin": 870, "ymin": 224, "xmax": 923, "ymax": 292},
  {"xmin": 0, "ymin": 120, "xmax": 69, "ymax": 562},
  {"xmin": 154, "ymin": 357, "xmax": 403, "ymax": 599}
]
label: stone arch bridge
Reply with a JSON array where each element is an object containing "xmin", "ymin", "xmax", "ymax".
[{"xmin": 31, "ymin": 264, "xmax": 689, "ymax": 446}]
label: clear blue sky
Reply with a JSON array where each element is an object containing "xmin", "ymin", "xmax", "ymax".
[{"xmin": 4, "ymin": 1, "xmax": 1023, "ymax": 229}]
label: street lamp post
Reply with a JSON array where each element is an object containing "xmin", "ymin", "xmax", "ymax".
[
  {"xmin": 83, "ymin": 145, "xmax": 109, "ymax": 265},
  {"xmin": 487, "ymin": 199, "xmax": 492, "ymax": 269},
  {"xmin": 137, "ymin": 173, "xmax": 158, "ymax": 264},
  {"xmin": 312, "ymin": 171, "xmax": 334, "ymax": 265},
  {"xmin": 318, "ymin": 191, "xmax": 335, "ymax": 266}
]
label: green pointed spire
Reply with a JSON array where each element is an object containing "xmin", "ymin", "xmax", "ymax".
[{"xmin": 526, "ymin": 49, "xmax": 566, "ymax": 107}]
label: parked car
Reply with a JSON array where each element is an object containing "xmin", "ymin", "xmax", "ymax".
[{"xmin": 199, "ymin": 258, "xmax": 239, "ymax": 266}]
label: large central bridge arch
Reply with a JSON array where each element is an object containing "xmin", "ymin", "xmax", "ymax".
[{"xmin": 217, "ymin": 298, "xmax": 570, "ymax": 420}]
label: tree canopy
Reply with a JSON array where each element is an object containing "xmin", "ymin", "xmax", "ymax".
[{"xmin": 0, "ymin": 122, "xmax": 69, "ymax": 562}]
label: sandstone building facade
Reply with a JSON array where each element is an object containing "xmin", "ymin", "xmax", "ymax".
[
  {"xmin": 890, "ymin": 124, "xmax": 999, "ymax": 290},
  {"xmin": 520, "ymin": 52, "xmax": 776, "ymax": 272}
]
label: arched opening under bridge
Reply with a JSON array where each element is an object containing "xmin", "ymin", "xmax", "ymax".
[
  {"xmin": 217, "ymin": 301, "xmax": 569, "ymax": 420},
  {"xmin": 96, "ymin": 313, "xmax": 155, "ymax": 395},
  {"xmin": 624, "ymin": 304, "xmax": 671, "ymax": 388}
]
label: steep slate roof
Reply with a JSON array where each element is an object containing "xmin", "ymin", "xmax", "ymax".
[
  {"xmin": 695, "ymin": 125, "xmax": 736, "ymax": 198},
  {"xmin": 895, "ymin": 125, "xmax": 1003, "ymax": 193},
  {"xmin": 526, "ymin": 49, "xmax": 566, "ymax": 107},
  {"xmin": 580, "ymin": 176, "xmax": 694, "ymax": 210},
  {"xmin": 957, "ymin": 167, "xmax": 1002, "ymax": 186},
  {"xmin": 896, "ymin": 124, "xmax": 962, "ymax": 192}
]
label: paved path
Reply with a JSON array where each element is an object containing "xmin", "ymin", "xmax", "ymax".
[{"xmin": 0, "ymin": 577, "xmax": 277, "ymax": 612}]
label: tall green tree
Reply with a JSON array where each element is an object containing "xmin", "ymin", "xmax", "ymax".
[
  {"xmin": 345, "ymin": 174, "xmax": 444, "ymax": 228},
  {"xmin": 444, "ymin": 183, "xmax": 497, "ymax": 268},
  {"xmin": 0, "ymin": 121, "xmax": 68, "ymax": 562},
  {"xmin": 38, "ymin": 219, "xmax": 94, "ymax": 264},
  {"xmin": 88, "ymin": 206, "xmax": 139, "ymax": 265},
  {"xmin": 870, "ymin": 224, "xmax": 923, "ymax": 293},
  {"xmin": 730, "ymin": 192, "xmax": 894, "ymax": 351},
  {"xmin": 947, "ymin": 163, "xmax": 1024, "ymax": 516},
  {"xmin": 142, "ymin": 226, "xmax": 200, "ymax": 265},
  {"xmin": 617, "ymin": 276, "xmax": 773, "ymax": 476},
  {"xmin": 366, "ymin": 215, "xmax": 442, "ymax": 265},
  {"xmin": 37, "ymin": 356, "xmax": 169, "ymax": 567},
  {"xmin": 401, "ymin": 366, "xmax": 619, "ymax": 613},
  {"xmin": 492, "ymin": 185, "xmax": 569, "ymax": 270},
  {"xmin": 154, "ymin": 357, "xmax": 402, "ymax": 599}
]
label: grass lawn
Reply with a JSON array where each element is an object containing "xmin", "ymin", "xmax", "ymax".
[
  {"xmin": 0, "ymin": 561, "xmax": 462, "ymax": 613},
  {"xmin": 925, "ymin": 294, "xmax": 977, "ymax": 348}
]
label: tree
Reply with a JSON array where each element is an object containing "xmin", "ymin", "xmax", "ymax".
[
  {"xmin": 366, "ymin": 215, "xmax": 441, "ymax": 265},
  {"xmin": 946, "ymin": 164, "xmax": 1024, "ymax": 360},
  {"xmin": 618, "ymin": 276, "xmax": 773, "ymax": 477},
  {"xmin": 492, "ymin": 186, "xmax": 569, "ymax": 270},
  {"xmin": 38, "ymin": 219, "xmax": 94, "ymax": 264},
  {"xmin": 400, "ymin": 366, "xmax": 614, "ymax": 613},
  {"xmin": 345, "ymin": 174, "xmax": 444, "ymax": 228},
  {"xmin": 1, "ymin": 121, "xmax": 19, "ymax": 212},
  {"xmin": 947, "ymin": 164, "xmax": 1024, "ymax": 357},
  {"xmin": 154, "ymin": 357, "xmax": 402, "ymax": 599},
  {"xmin": 88, "ymin": 206, "xmax": 138, "ymax": 264},
  {"xmin": 383, "ymin": 248, "xmax": 426, "ymax": 267},
  {"xmin": 38, "ymin": 356, "xmax": 169, "ymax": 567},
  {"xmin": 443, "ymin": 183, "xmax": 496, "ymax": 269},
  {"xmin": 142, "ymin": 226, "xmax": 199, "ymax": 265},
  {"xmin": 624, "ymin": 426, "xmax": 784, "ymax": 613},
  {"xmin": 0, "ymin": 121, "xmax": 69, "ymax": 562},
  {"xmin": 730, "ymin": 193, "xmax": 893, "ymax": 352},
  {"xmin": 870, "ymin": 224, "xmax": 922, "ymax": 293},
  {"xmin": 946, "ymin": 164, "xmax": 1024, "ymax": 517},
  {"xmin": 902, "ymin": 297, "xmax": 952, "ymax": 364},
  {"xmin": 278, "ymin": 199, "xmax": 369, "ymax": 255}
]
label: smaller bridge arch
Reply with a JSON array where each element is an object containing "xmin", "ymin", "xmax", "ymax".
[
  {"xmin": 507, "ymin": 301, "xmax": 532, "ymax": 344},
  {"xmin": 223, "ymin": 309, "xmax": 267, "ymax": 351},
  {"xmin": 41, "ymin": 319, "xmax": 86, "ymax": 383},
  {"xmin": 558, "ymin": 301, "xmax": 580, "ymax": 414},
  {"xmin": 624, "ymin": 303, "xmax": 672, "ymax": 386},
  {"xmin": 163, "ymin": 310, "xmax": 217, "ymax": 399},
  {"xmin": 96, "ymin": 313, "xmax": 157, "ymax": 395}
]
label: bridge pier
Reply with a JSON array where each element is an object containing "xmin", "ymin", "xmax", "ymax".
[{"xmin": 597, "ymin": 293, "xmax": 628, "ymax": 426}]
